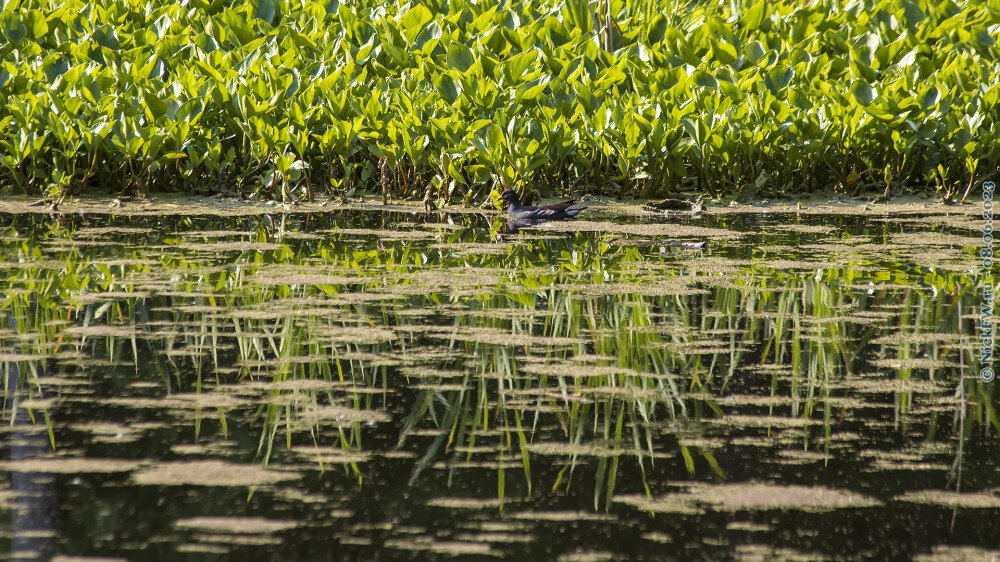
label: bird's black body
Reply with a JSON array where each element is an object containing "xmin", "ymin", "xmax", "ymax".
[{"xmin": 497, "ymin": 189, "xmax": 586, "ymax": 221}]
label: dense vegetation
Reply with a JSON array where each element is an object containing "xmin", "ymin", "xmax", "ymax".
[{"xmin": 0, "ymin": 0, "xmax": 997, "ymax": 204}]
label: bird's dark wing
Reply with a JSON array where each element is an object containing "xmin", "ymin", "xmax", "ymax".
[
  {"xmin": 508, "ymin": 200, "xmax": 587, "ymax": 221},
  {"xmin": 536, "ymin": 199, "xmax": 578, "ymax": 212},
  {"xmin": 516, "ymin": 207, "xmax": 561, "ymax": 220},
  {"xmin": 522, "ymin": 206, "xmax": 588, "ymax": 220}
]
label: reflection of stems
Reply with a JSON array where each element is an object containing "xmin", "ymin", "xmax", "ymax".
[
  {"xmin": 6, "ymin": 308, "xmax": 57, "ymax": 560},
  {"xmin": 949, "ymin": 301, "xmax": 965, "ymax": 532}
]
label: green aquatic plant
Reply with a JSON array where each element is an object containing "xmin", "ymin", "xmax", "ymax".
[{"xmin": 0, "ymin": 0, "xmax": 997, "ymax": 202}]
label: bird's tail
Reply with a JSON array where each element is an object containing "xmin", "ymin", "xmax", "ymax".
[{"xmin": 566, "ymin": 206, "xmax": 587, "ymax": 217}]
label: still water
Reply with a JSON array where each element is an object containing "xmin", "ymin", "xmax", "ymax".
[{"xmin": 0, "ymin": 203, "xmax": 995, "ymax": 560}]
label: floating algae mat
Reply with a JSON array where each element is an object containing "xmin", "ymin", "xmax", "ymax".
[{"xmin": 0, "ymin": 204, "xmax": 996, "ymax": 560}]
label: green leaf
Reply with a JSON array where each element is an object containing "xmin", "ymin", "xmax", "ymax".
[
  {"xmin": 971, "ymin": 28, "xmax": 996, "ymax": 53},
  {"xmin": 850, "ymin": 81, "xmax": 876, "ymax": 106},
  {"xmin": 646, "ymin": 14, "xmax": 667, "ymax": 44},
  {"xmin": 446, "ymin": 44, "xmax": 475, "ymax": 73},
  {"xmin": 92, "ymin": 25, "xmax": 120, "ymax": 50},
  {"xmin": 519, "ymin": 77, "xmax": 548, "ymax": 101},
  {"xmin": 741, "ymin": 1, "xmax": 767, "ymax": 32},
  {"xmin": 503, "ymin": 50, "xmax": 539, "ymax": 83},
  {"xmin": 143, "ymin": 91, "xmax": 167, "ymax": 120},
  {"xmin": 744, "ymin": 41, "xmax": 765, "ymax": 65},
  {"xmin": 710, "ymin": 38, "xmax": 737, "ymax": 65},
  {"xmin": 25, "ymin": 10, "xmax": 46, "ymax": 39},
  {"xmin": 1, "ymin": 12, "xmax": 28, "ymax": 44},
  {"xmin": 41, "ymin": 55, "xmax": 69, "ymax": 83},
  {"xmin": 918, "ymin": 85, "xmax": 939, "ymax": 110},
  {"xmin": 197, "ymin": 33, "xmax": 219, "ymax": 54},
  {"xmin": 896, "ymin": 49, "xmax": 916, "ymax": 68},
  {"xmin": 399, "ymin": 5, "xmax": 433, "ymax": 30},
  {"xmin": 488, "ymin": 123, "xmax": 505, "ymax": 151},
  {"xmin": 763, "ymin": 66, "xmax": 794, "ymax": 95},
  {"xmin": 900, "ymin": 1, "xmax": 925, "ymax": 28},
  {"xmin": 692, "ymin": 70, "xmax": 718, "ymax": 90},
  {"xmin": 431, "ymin": 73, "xmax": 459, "ymax": 103},
  {"xmin": 255, "ymin": 1, "xmax": 276, "ymax": 24}
]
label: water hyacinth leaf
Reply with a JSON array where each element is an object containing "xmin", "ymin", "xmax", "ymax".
[
  {"xmin": 503, "ymin": 50, "xmax": 539, "ymax": 83},
  {"xmin": 519, "ymin": 76, "xmax": 549, "ymax": 101},
  {"xmin": 145, "ymin": 57, "xmax": 167, "ymax": 81},
  {"xmin": 744, "ymin": 40, "xmax": 765, "ymax": 65},
  {"xmin": 142, "ymin": 91, "xmax": 168, "ymax": 120},
  {"xmin": 597, "ymin": 66, "xmax": 627, "ymax": 89},
  {"xmin": 900, "ymin": 1, "xmax": 925, "ymax": 28},
  {"xmin": 896, "ymin": 49, "xmax": 916, "ymax": 68},
  {"xmin": 666, "ymin": 155, "xmax": 685, "ymax": 177},
  {"xmin": 154, "ymin": 14, "xmax": 172, "ymax": 38},
  {"xmin": 165, "ymin": 98, "xmax": 183, "ymax": 121},
  {"xmin": 0, "ymin": 12, "xmax": 27, "ymax": 44},
  {"xmin": 431, "ymin": 72, "xmax": 459, "ymax": 103},
  {"xmin": 710, "ymin": 38, "xmax": 737, "ymax": 65},
  {"xmin": 918, "ymin": 85, "xmax": 939, "ymax": 110},
  {"xmin": 763, "ymin": 66, "xmax": 793, "ymax": 95},
  {"xmin": 680, "ymin": 118, "xmax": 703, "ymax": 144},
  {"xmin": 399, "ymin": 4, "xmax": 433, "ymax": 30},
  {"xmin": 741, "ymin": 1, "xmax": 768, "ymax": 31},
  {"xmin": 24, "ymin": 10, "xmax": 46, "ymax": 39},
  {"xmin": 255, "ymin": 0, "xmax": 276, "ymax": 24},
  {"xmin": 42, "ymin": 55, "xmax": 69, "ymax": 83},
  {"xmin": 851, "ymin": 81, "xmax": 876, "ymax": 106},
  {"xmin": 481, "ymin": 27, "xmax": 507, "ymax": 54},
  {"xmin": 692, "ymin": 71, "xmax": 718, "ymax": 90},
  {"xmin": 197, "ymin": 33, "xmax": 220, "ymax": 54},
  {"xmin": 849, "ymin": 50, "xmax": 877, "ymax": 81},
  {"xmin": 446, "ymin": 43, "xmax": 475, "ymax": 73},
  {"xmin": 414, "ymin": 21, "xmax": 442, "ymax": 53},
  {"xmin": 950, "ymin": 128, "xmax": 973, "ymax": 156},
  {"xmin": 970, "ymin": 28, "xmax": 996, "ymax": 54},
  {"xmin": 646, "ymin": 13, "xmax": 667, "ymax": 44},
  {"xmin": 92, "ymin": 25, "xmax": 120, "ymax": 49},
  {"xmin": 503, "ymin": 9, "xmax": 524, "ymax": 31},
  {"xmin": 488, "ymin": 123, "xmax": 505, "ymax": 150}
]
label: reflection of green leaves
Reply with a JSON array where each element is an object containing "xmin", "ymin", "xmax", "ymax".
[{"xmin": 0, "ymin": 209, "xmax": 991, "ymax": 513}]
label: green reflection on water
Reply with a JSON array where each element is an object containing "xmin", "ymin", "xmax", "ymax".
[{"xmin": 0, "ymin": 208, "xmax": 996, "ymax": 559}]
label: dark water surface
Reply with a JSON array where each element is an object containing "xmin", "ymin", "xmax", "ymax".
[{"xmin": 0, "ymin": 205, "xmax": 995, "ymax": 561}]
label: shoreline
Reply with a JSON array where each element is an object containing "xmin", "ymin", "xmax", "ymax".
[{"xmin": 0, "ymin": 193, "xmax": 981, "ymax": 218}]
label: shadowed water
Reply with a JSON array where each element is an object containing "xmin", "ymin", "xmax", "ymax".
[{"xmin": 0, "ymin": 204, "xmax": 996, "ymax": 561}]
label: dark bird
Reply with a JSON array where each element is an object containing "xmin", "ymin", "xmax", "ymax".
[{"xmin": 497, "ymin": 189, "xmax": 586, "ymax": 221}]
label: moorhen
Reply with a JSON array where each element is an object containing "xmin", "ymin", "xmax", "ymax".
[{"xmin": 497, "ymin": 189, "xmax": 586, "ymax": 221}]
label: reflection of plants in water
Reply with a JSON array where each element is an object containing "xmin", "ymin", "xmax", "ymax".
[{"xmin": 1, "ymin": 215, "xmax": 996, "ymax": 510}]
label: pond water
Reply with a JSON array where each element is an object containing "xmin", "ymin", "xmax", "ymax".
[{"xmin": 0, "ymin": 203, "xmax": 995, "ymax": 561}]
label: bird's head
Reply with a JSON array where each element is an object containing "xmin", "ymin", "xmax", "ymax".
[{"xmin": 497, "ymin": 189, "xmax": 519, "ymax": 206}]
